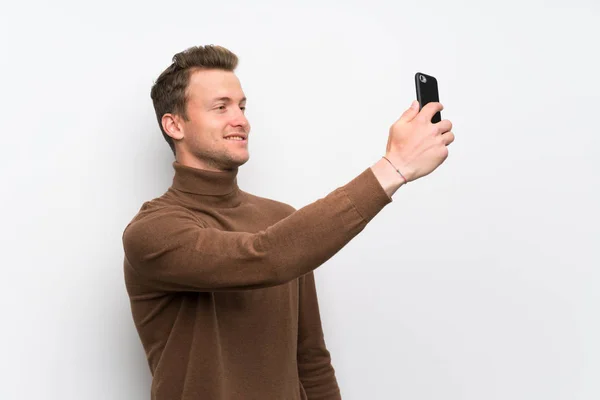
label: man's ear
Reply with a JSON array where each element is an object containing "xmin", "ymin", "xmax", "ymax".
[{"xmin": 161, "ymin": 113, "xmax": 185, "ymax": 141}]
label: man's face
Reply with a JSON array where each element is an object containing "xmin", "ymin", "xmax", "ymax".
[{"xmin": 176, "ymin": 69, "xmax": 250, "ymax": 171}]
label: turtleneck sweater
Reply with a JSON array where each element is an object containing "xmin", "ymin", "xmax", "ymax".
[{"xmin": 122, "ymin": 162, "xmax": 393, "ymax": 400}]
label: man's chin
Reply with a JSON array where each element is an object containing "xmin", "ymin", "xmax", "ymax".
[
  {"xmin": 234, "ymin": 157, "xmax": 249, "ymax": 168},
  {"xmin": 228, "ymin": 154, "xmax": 249, "ymax": 169}
]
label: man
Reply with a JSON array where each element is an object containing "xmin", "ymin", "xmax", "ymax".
[{"xmin": 122, "ymin": 45, "xmax": 454, "ymax": 400}]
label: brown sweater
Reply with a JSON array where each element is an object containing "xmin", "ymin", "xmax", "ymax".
[{"xmin": 122, "ymin": 161, "xmax": 392, "ymax": 400}]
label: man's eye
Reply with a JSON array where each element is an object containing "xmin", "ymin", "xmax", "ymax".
[
  {"xmin": 217, "ymin": 105, "xmax": 226, "ymax": 110},
  {"xmin": 240, "ymin": 106, "xmax": 246, "ymax": 112}
]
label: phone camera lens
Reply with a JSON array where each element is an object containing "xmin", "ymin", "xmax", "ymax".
[{"xmin": 419, "ymin": 74, "xmax": 427, "ymax": 83}]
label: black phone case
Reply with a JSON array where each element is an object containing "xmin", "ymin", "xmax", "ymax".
[{"xmin": 415, "ymin": 72, "xmax": 441, "ymax": 123}]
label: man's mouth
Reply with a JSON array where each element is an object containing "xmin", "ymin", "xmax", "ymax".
[{"xmin": 224, "ymin": 132, "xmax": 248, "ymax": 142}]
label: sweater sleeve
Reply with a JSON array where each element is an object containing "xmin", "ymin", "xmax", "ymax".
[
  {"xmin": 122, "ymin": 167, "xmax": 391, "ymax": 292},
  {"xmin": 297, "ymin": 271, "xmax": 342, "ymax": 400}
]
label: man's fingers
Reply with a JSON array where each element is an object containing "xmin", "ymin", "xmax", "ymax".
[
  {"xmin": 442, "ymin": 131, "xmax": 455, "ymax": 146},
  {"xmin": 435, "ymin": 119, "xmax": 453, "ymax": 135},
  {"xmin": 398, "ymin": 100, "xmax": 420, "ymax": 123},
  {"xmin": 418, "ymin": 102, "xmax": 444, "ymax": 123}
]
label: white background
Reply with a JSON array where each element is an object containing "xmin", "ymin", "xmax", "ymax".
[{"xmin": 1, "ymin": 0, "xmax": 599, "ymax": 399}]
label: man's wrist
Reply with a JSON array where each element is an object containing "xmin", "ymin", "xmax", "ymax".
[{"xmin": 370, "ymin": 157, "xmax": 406, "ymax": 199}]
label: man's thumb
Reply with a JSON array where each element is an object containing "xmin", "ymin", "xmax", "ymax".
[{"xmin": 398, "ymin": 100, "xmax": 420, "ymax": 123}]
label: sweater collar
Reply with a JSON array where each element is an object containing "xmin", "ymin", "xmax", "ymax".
[{"xmin": 171, "ymin": 161, "xmax": 239, "ymax": 196}]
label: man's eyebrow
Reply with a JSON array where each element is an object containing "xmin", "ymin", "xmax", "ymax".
[{"xmin": 212, "ymin": 96, "xmax": 247, "ymax": 103}]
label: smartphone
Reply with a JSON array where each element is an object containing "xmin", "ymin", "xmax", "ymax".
[{"xmin": 415, "ymin": 72, "xmax": 441, "ymax": 123}]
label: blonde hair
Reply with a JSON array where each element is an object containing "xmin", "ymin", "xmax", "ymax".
[{"xmin": 150, "ymin": 45, "xmax": 239, "ymax": 154}]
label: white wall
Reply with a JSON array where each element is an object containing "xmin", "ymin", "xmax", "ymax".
[{"xmin": 1, "ymin": 0, "xmax": 598, "ymax": 399}]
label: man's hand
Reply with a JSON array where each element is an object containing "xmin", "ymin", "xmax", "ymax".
[{"xmin": 385, "ymin": 100, "xmax": 455, "ymax": 182}]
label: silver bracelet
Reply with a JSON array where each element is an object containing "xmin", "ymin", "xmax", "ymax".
[{"xmin": 382, "ymin": 156, "xmax": 408, "ymax": 184}]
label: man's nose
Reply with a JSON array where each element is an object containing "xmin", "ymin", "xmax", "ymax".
[{"xmin": 231, "ymin": 108, "xmax": 249, "ymax": 130}]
